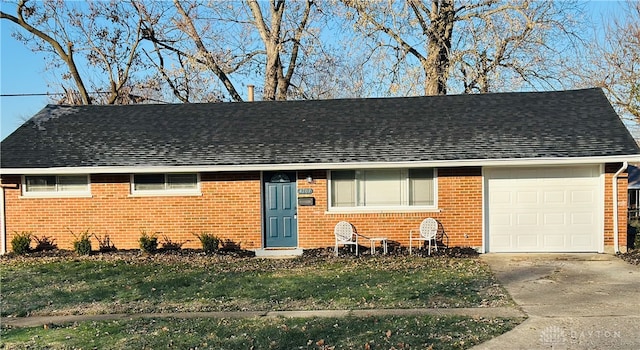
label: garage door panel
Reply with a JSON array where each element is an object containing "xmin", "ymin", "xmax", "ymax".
[
  {"xmin": 571, "ymin": 212, "xmax": 594, "ymax": 225},
  {"xmin": 571, "ymin": 190, "xmax": 594, "ymax": 204},
  {"xmin": 492, "ymin": 213, "xmax": 512, "ymax": 226},
  {"xmin": 491, "ymin": 191, "xmax": 512, "ymax": 205},
  {"xmin": 543, "ymin": 235, "xmax": 565, "ymax": 248},
  {"xmin": 517, "ymin": 191, "xmax": 538, "ymax": 204},
  {"xmin": 544, "ymin": 191, "xmax": 565, "ymax": 204},
  {"xmin": 517, "ymin": 213, "xmax": 538, "ymax": 225},
  {"xmin": 487, "ymin": 166, "xmax": 602, "ymax": 252},
  {"xmin": 543, "ymin": 213, "xmax": 565, "ymax": 225},
  {"xmin": 517, "ymin": 234, "xmax": 539, "ymax": 248}
]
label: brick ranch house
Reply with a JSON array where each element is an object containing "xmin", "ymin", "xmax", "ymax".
[{"xmin": 1, "ymin": 88, "xmax": 638, "ymax": 255}]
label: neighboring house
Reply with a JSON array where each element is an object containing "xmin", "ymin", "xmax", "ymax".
[
  {"xmin": 1, "ymin": 88, "xmax": 638, "ymax": 255},
  {"xmin": 627, "ymin": 165, "xmax": 640, "ymax": 221}
]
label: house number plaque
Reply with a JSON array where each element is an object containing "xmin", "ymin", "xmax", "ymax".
[{"xmin": 298, "ymin": 188, "xmax": 313, "ymax": 194}]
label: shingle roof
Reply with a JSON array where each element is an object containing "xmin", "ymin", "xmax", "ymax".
[{"xmin": 1, "ymin": 88, "xmax": 638, "ymax": 170}]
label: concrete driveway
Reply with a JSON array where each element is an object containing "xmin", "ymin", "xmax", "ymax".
[{"xmin": 473, "ymin": 254, "xmax": 640, "ymax": 350}]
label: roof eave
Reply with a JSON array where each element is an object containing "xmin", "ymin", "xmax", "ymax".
[{"xmin": 2, "ymin": 155, "xmax": 640, "ymax": 175}]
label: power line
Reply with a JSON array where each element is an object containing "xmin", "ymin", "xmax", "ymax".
[
  {"xmin": 0, "ymin": 91, "xmax": 170, "ymax": 104},
  {"xmin": 1, "ymin": 92, "xmax": 71, "ymax": 97}
]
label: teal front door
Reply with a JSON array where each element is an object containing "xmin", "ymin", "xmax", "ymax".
[{"xmin": 264, "ymin": 172, "xmax": 298, "ymax": 248}]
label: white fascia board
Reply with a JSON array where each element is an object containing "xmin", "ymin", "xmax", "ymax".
[{"xmin": 2, "ymin": 154, "xmax": 640, "ymax": 175}]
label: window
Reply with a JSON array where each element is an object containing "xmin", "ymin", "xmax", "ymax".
[
  {"xmin": 131, "ymin": 173, "xmax": 199, "ymax": 195},
  {"xmin": 23, "ymin": 175, "xmax": 90, "ymax": 196},
  {"xmin": 330, "ymin": 168, "xmax": 435, "ymax": 209}
]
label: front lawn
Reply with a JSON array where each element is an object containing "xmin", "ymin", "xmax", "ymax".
[
  {"xmin": 0, "ymin": 250, "xmax": 523, "ymax": 349},
  {"xmin": 0, "ymin": 315, "xmax": 521, "ymax": 350},
  {"xmin": 0, "ymin": 251, "xmax": 511, "ymax": 317}
]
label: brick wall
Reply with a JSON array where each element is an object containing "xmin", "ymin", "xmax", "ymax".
[
  {"xmin": 0, "ymin": 164, "xmax": 627, "ymax": 253},
  {"xmin": 297, "ymin": 168, "xmax": 483, "ymax": 249},
  {"xmin": 2, "ymin": 173, "xmax": 263, "ymax": 251}
]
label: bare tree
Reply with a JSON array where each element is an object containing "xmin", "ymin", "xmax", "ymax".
[
  {"xmin": 136, "ymin": 0, "xmax": 326, "ymax": 102},
  {"xmin": 1, "ymin": 0, "xmax": 91, "ymax": 104},
  {"xmin": 454, "ymin": 1, "xmax": 584, "ymax": 94},
  {"xmin": 576, "ymin": 1, "xmax": 639, "ymax": 121},
  {"xmin": 344, "ymin": 0, "xmax": 453, "ymax": 95},
  {"xmin": 247, "ymin": 0, "xmax": 314, "ymax": 100},
  {"xmin": 134, "ymin": 1, "xmax": 225, "ymax": 104},
  {"xmin": 1, "ymin": 0, "xmax": 148, "ymax": 105},
  {"xmin": 343, "ymin": 0, "xmax": 585, "ymax": 96}
]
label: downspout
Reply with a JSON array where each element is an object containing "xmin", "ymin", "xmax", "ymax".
[
  {"xmin": 613, "ymin": 161, "xmax": 628, "ymax": 254},
  {"xmin": 1, "ymin": 184, "xmax": 6, "ymax": 254},
  {"xmin": 0, "ymin": 181, "xmax": 17, "ymax": 255}
]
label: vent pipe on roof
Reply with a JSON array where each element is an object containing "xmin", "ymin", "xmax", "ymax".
[{"xmin": 248, "ymin": 85, "xmax": 255, "ymax": 102}]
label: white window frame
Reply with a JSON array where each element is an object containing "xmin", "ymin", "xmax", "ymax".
[
  {"xmin": 327, "ymin": 168, "xmax": 438, "ymax": 212},
  {"xmin": 21, "ymin": 175, "xmax": 91, "ymax": 198},
  {"xmin": 130, "ymin": 173, "xmax": 201, "ymax": 196}
]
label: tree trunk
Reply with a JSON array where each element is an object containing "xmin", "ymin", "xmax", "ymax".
[
  {"xmin": 424, "ymin": 0, "xmax": 454, "ymax": 95},
  {"xmin": 248, "ymin": 0, "xmax": 285, "ymax": 101}
]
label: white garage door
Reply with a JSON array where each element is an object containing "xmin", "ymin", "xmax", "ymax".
[{"xmin": 486, "ymin": 166, "xmax": 602, "ymax": 252}]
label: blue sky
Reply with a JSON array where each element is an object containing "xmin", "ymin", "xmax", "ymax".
[
  {"xmin": 1, "ymin": 16, "xmax": 50, "ymax": 140},
  {"xmin": 0, "ymin": 1, "xmax": 631, "ymax": 140}
]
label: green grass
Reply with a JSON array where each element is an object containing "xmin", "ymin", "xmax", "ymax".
[
  {"xmin": 0, "ymin": 253, "xmax": 522, "ymax": 349},
  {"xmin": 0, "ymin": 315, "xmax": 522, "ymax": 349},
  {"xmin": 0, "ymin": 254, "xmax": 511, "ymax": 317}
]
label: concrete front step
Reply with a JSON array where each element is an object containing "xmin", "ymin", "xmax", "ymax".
[{"xmin": 254, "ymin": 248, "xmax": 303, "ymax": 258}]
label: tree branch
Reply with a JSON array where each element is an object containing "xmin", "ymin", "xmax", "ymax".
[
  {"xmin": 172, "ymin": 0, "xmax": 242, "ymax": 101},
  {"xmin": 1, "ymin": 0, "xmax": 91, "ymax": 104}
]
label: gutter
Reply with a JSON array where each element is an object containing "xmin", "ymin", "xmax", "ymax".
[
  {"xmin": 2, "ymin": 155, "xmax": 639, "ymax": 175},
  {"xmin": 613, "ymin": 161, "xmax": 628, "ymax": 254}
]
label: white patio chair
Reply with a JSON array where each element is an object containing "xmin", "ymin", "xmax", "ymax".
[
  {"xmin": 334, "ymin": 221, "xmax": 359, "ymax": 256},
  {"xmin": 409, "ymin": 218, "xmax": 439, "ymax": 255}
]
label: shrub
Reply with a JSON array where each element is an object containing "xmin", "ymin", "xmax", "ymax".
[
  {"xmin": 161, "ymin": 235, "xmax": 187, "ymax": 251},
  {"xmin": 139, "ymin": 230, "xmax": 159, "ymax": 254},
  {"xmin": 11, "ymin": 231, "xmax": 32, "ymax": 255},
  {"xmin": 194, "ymin": 232, "xmax": 220, "ymax": 254},
  {"xmin": 222, "ymin": 239, "xmax": 240, "ymax": 251},
  {"xmin": 33, "ymin": 235, "xmax": 57, "ymax": 252},
  {"xmin": 70, "ymin": 229, "xmax": 92, "ymax": 256},
  {"xmin": 94, "ymin": 234, "xmax": 117, "ymax": 253}
]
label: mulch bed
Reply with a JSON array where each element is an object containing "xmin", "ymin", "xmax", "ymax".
[
  {"xmin": 1, "ymin": 244, "xmax": 481, "ymax": 263},
  {"xmin": 619, "ymin": 249, "xmax": 640, "ymax": 265},
  {"xmin": 300, "ymin": 246, "xmax": 479, "ymax": 258}
]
